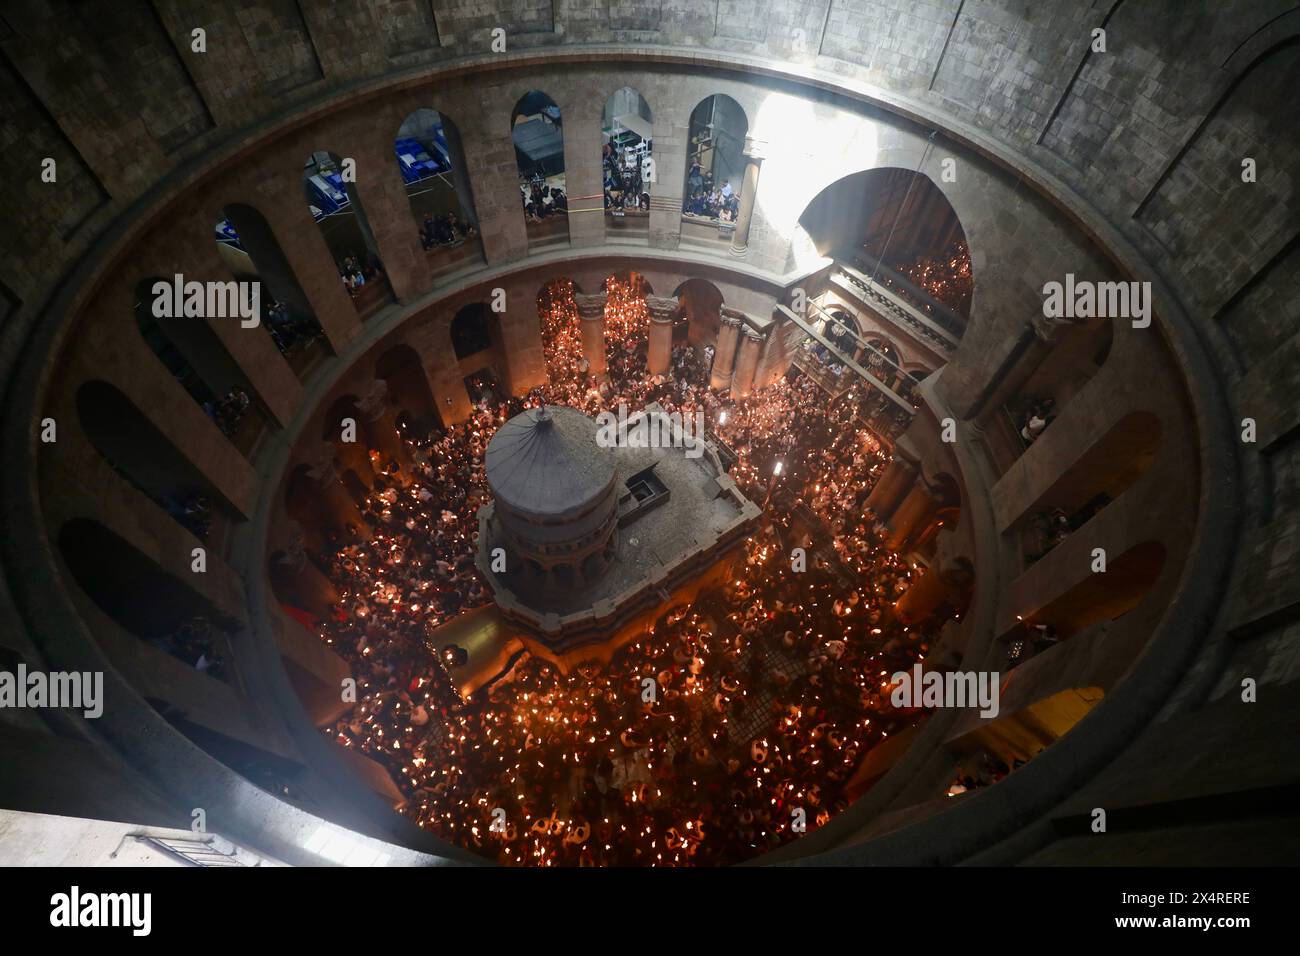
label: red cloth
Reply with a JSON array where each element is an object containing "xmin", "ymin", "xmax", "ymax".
[{"xmin": 283, "ymin": 604, "xmax": 317, "ymax": 631}]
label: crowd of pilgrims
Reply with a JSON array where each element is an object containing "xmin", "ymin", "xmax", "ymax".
[
  {"xmin": 309, "ymin": 276, "xmax": 950, "ymax": 865},
  {"xmin": 603, "ymin": 141, "xmax": 650, "ymax": 214}
]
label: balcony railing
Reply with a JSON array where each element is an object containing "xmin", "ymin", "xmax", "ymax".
[{"xmin": 834, "ymin": 261, "xmax": 961, "ymax": 356}]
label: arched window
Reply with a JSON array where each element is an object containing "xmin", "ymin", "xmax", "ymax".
[
  {"xmin": 673, "ymin": 278, "xmax": 724, "ymax": 348},
  {"xmin": 602, "ymin": 87, "xmax": 653, "ymax": 236},
  {"xmin": 1017, "ymin": 411, "xmax": 1162, "ymax": 568},
  {"xmin": 133, "ymin": 277, "xmax": 272, "ymax": 456},
  {"xmin": 302, "ymin": 150, "xmax": 393, "ymax": 316},
  {"xmin": 512, "ymin": 91, "xmax": 568, "ymax": 249},
  {"xmin": 450, "ymin": 303, "xmax": 494, "ymax": 361},
  {"xmin": 215, "ymin": 203, "xmax": 327, "ymax": 374},
  {"xmin": 683, "ymin": 95, "xmax": 748, "ymax": 223},
  {"xmin": 76, "ymin": 380, "xmax": 234, "ymax": 541},
  {"xmin": 798, "ymin": 167, "xmax": 972, "ymax": 332},
  {"xmin": 375, "ymin": 343, "xmax": 440, "ymax": 434},
  {"xmin": 59, "ymin": 518, "xmax": 236, "ymax": 683},
  {"xmin": 395, "ymin": 108, "xmax": 482, "ymax": 275}
]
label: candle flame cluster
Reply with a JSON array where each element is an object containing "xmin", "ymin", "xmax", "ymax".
[{"xmin": 309, "ymin": 274, "xmax": 955, "ymax": 865}]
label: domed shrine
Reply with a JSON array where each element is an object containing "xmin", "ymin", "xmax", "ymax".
[{"xmin": 477, "ymin": 404, "xmax": 760, "ymax": 651}]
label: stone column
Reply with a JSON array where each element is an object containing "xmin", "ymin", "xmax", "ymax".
[
  {"xmin": 305, "ymin": 441, "xmax": 365, "ymax": 529},
  {"xmin": 894, "ymin": 559, "xmax": 972, "ymax": 626},
  {"xmin": 731, "ymin": 325, "xmax": 765, "ymax": 397},
  {"xmin": 645, "ymin": 295, "xmax": 680, "ymax": 375},
  {"xmin": 864, "ymin": 455, "xmax": 918, "ymax": 521},
  {"xmin": 575, "ymin": 292, "xmax": 609, "ymax": 379},
  {"xmin": 274, "ymin": 524, "xmax": 339, "ymax": 618},
  {"xmin": 885, "ymin": 482, "xmax": 940, "ymax": 552},
  {"xmin": 166, "ymin": 228, "xmax": 302, "ymax": 426},
  {"xmin": 894, "ymin": 566, "xmax": 952, "ymax": 626},
  {"xmin": 648, "ymin": 110, "xmax": 684, "ymax": 250},
  {"xmin": 347, "ymin": 122, "xmax": 430, "ymax": 303},
  {"xmin": 563, "ymin": 104, "xmax": 604, "ymax": 248},
  {"xmin": 402, "ymin": 321, "xmax": 473, "ymax": 426},
  {"xmin": 729, "ymin": 137, "xmax": 766, "ymax": 258},
  {"xmin": 441, "ymin": 119, "xmax": 479, "ymax": 230},
  {"xmin": 258, "ymin": 188, "xmax": 361, "ymax": 353},
  {"xmin": 975, "ymin": 322, "xmax": 1056, "ymax": 420},
  {"xmin": 710, "ymin": 307, "xmax": 745, "ymax": 390},
  {"xmin": 356, "ymin": 379, "xmax": 405, "ymax": 463}
]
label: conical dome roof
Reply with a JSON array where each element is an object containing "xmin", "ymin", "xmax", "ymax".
[{"xmin": 485, "ymin": 406, "xmax": 616, "ymax": 520}]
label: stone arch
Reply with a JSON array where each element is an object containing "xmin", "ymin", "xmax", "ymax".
[
  {"xmin": 75, "ymin": 379, "xmax": 235, "ymax": 533},
  {"xmin": 320, "ymin": 394, "xmax": 375, "ymax": 485},
  {"xmin": 58, "ymin": 517, "xmax": 232, "ymax": 669},
  {"xmin": 302, "ymin": 148, "xmax": 394, "ymax": 315},
  {"xmin": 450, "ymin": 303, "xmax": 495, "ymax": 361},
  {"xmin": 217, "ymin": 202, "xmax": 327, "ymax": 370},
  {"xmin": 375, "ymin": 342, "xmax": 437, "ymax": 431},
  {"xmin": 602, "ymin": 86, "xmax": 653, "ymax": 231},
  {"xmin": 673, "ymin": 278, "xmax": 725, "ymax": 348},
  {"xmin": 395, "ymin": 107, "xmax": 482, "ymax": 272},
  {"xmin": 1015, "ymin": 410, "xmax": 1162, "ymax": 567},
  {"xmin": 683, "ymin": 94, "xmax": 749, "ymax": 219},
  {"xmin": 132, "ymin": 276, "xmax": 271, "ymax": 456},
  {"xmin": 512, "ymin": 91, "xmax": 569, "ymax": 249},
  {"xmin": 798, "ymin": 167, "xmax": 971, "ymax": 332}
]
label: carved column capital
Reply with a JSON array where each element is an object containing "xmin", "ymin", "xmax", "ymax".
[
  {"xmin": 645, "ymin": 295, "xmax": 679, "ymax": 324},
  {"xmin": 574, "ymin": 292, "xmax": 608, "ymax": 322},
  {"xmin": 304, "ymin": 441, "xmax": 340, "ymax": 484},
  {"xmin": 356, "ymin": 378, "xmax": 389, "ymax": 422}
]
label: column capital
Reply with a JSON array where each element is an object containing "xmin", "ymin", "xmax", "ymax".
[
  {"xmin": 742, "ymin": 136, "xmax": 768, "ymax": 161},
  {"xmin": 740, "ymin": 323, "xmax": 766, "ymax": 342},
  {"xmin": 574, "ymin": 292, "xmax": 608, "ymax": 322},
  {"xmin": 356, "ymin": 378, "xmax": 389, "ymax": 422},
  {"xmin": 304, "ymin": 441, "xmax": 340, "ymax": 484},
  {"xmin": 1029, "ymin": 312, "xmax": 1084, "ymax": 343},
  {"xmin": 645, "ymin": 295, "xmax": 679, "ymax": 324},
  {"xmin": 719, "ymin": 307, "xmax": 746, "ymax": 329}
]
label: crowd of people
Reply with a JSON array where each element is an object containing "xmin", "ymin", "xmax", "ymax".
[
  {"xmin": 301, "ymin": 275, "xmax": 955, "ymax": 865},
  {"xmin": 683, "ymin": 163, "xmax": 739, "ymax": 222},
  {"xmin": 521, "ymin": 174, "xmax": 568, "ymax": 223},
  {"xmin": 603, "ymin": 140, "xmax": 650, "ymax": 214},
  {"xmin": 150, "ymin": 614, "xmax": 228, "ymax": 682},
  {"xmin": 264, "ymin": 298, "xmax": 322, "ymax": 357},
  {"xmin": 337, "ymin": 252, "xmax": 385, "ymax": 295},
  {"xmin": 419, "ymin": 211, "xmax": 474, "ymax": 251},
  {"xmin": 164, "ymin": 492, "xmax": 212, "ymax": 542},
  {"xmin": 202, "ymin": 385, "xmax": 252, "ymax": 439},
  {"xmin": 1018, "ymin": 396, "xmax": 1057, "ymax": 445}
]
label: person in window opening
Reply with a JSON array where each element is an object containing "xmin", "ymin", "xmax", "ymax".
[
  {"xmin": 688, "ymin": 160, "xmax": 704, "ymax": 194},
  {"xmin": 1020, "ymin": 397, "xmax": 1055, "ymax": 443}
]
